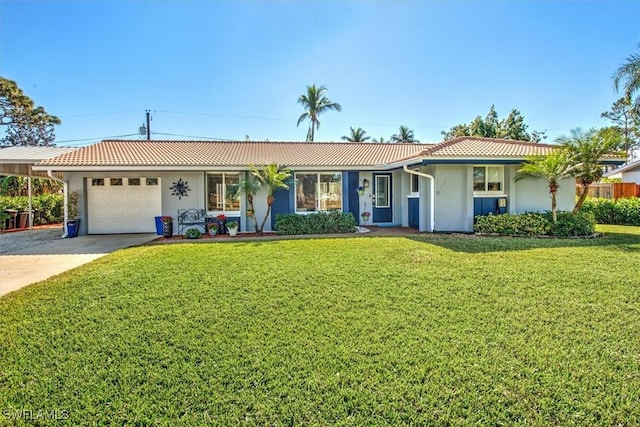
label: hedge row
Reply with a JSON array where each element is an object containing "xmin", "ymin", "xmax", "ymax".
[
  {"xmin": 275, "ymin": 211, "xmax": 357, "ymax": 235},
  {"xmin": 579, "ymin": 197, "xmax": 640, "ymax": 226},
  {"xmin": 474, "ymin": 211, "xmax": 596, "ymax": 237},
  {"xmin": 0, "ymin": 194, "xmax": 64, "ymax": 225}
]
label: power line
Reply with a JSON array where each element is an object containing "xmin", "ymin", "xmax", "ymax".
[
  {"xmin": 55, "ymin": 133, "xmax": 139, "ymax": 145},
  {"xmin": 152, "ymin": 132, "xmax": 241, "ymax": 141},
  {"xmin": 58, "ymin": 110, "xmax": 144, "ymax": 118}
]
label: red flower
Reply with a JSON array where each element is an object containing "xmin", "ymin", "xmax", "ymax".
[{"xmin": 216, "ymin": 214, "xmax": 227, "ymax": 221}]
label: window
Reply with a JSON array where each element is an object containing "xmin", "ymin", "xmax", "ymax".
[
  {"xmin": 473, "ymin": 166, "xmax": 504, "ymax": 192},
  {"xmin": 295, "ymin": 172, "xmax": 342, "ymax": 212},
  {"xmin": 411, "ymin": 174, "xmax": 419, "ymax": 193},
  {"xmin": 207, "ymin": 173, "xmax": 240, "ymax": 213},
  {"xmin": 91, "ymin": 178, "xmax": 104, "ymax": 186},
  {"xmin": 375, "ymin": 175, "xmax": 390, "ymax": 208},
  {"xmin": 146, "ymin": 178, "xmax": 158, "ymax": 186},
  {"xmin": 110, "ymin": 178, "xmax": 123, "ymax": 186},
  {"xmin": 128, "ymin": 178, "xmax": 140, "ymax": 186}
]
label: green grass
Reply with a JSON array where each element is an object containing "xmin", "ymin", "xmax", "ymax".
[{"xmin": 1, "ymin": 225, "xmax": 639, "ymax": 425}]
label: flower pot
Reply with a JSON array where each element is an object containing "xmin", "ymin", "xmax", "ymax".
[
  {"xmin": 208, "ymin": 227, "xmax": 217, "ymax": 237},
  {"xmin": 228, "ymin": 227, "xmax": 238, "ymax": 237},
  {"xmin": 162, "ymin": 221, "xmax": 173, "ymax": 238}
]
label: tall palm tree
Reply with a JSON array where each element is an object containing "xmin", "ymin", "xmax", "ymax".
[
  {"xmin": 341, "ymin": 127, "xmax": 370, "ymax": 142},
  {"xmin": 557, "ymin": 128, "xmax": 623, "ymax": 213},
  {"xmin": 390, "ymin": 125, "xmax": 418, "ymax": 143},
  {"xmin": 515, "ymin": 151, "xmax": 573, "ymax": 223},
  {"xmin": 613, "ymin": 44, "xmax": 640, "ymax": 112},
  {"xmin": 249, "ymin": 163, "xmax": 292, "ymax": 234},
  {"xmin": 296, "ymin": 84, "xmax": 342, "ymax": 142}
]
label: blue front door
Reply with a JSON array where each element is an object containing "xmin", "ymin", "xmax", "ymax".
[{"xmin": 372, "ymin": 173, "xmax": 392, "ymax": 223}]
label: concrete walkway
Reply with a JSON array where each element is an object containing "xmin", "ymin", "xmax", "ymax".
[{"xmin": 0, "ymin": 234, "xmax": 158, "ymax": 297}]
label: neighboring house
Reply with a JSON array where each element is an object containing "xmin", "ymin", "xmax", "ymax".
[
  {"xmin": 604, "ymin": 159, "xmax": 640, "ymax": 184},
  {"xmin": 31, "ymin": 137, "xmax": 624, "ymax": 236}
]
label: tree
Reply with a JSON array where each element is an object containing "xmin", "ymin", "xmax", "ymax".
[
  {"xmin": 390, "ymin": 125, "xmax": 418, "ymax": 143},
  {"xmin": 296, "ymin": 84, "xmax": 342, "ymax": 142},
  {"xmin": 341, "ymin": 127, "xmax": 370, "ymax": 142},
  {"xmin": 372, "ymin": 136, "xmax": 386, "ymax": 143},
  {"xmin": 601, "ymin": 97, "xmax": 640, "ymax": 158},
  {"xmin": 557, "ymin": 128, "xmax": 623, "ymax": 213},
  {"xmin": 613, "ymin": 44, "xmax": 640, "ymax": 112},
  {"xmin": 234, "ymin": 164, "xmax": 291, "ymax": 235},
  {"xmin": 0, "ymin": 77, "xmax": 60, "ymax": 146},
  {"xmin": 515, "ymin": 151, "xmax": 573, "ymax": 223},
  {"xmin": 441, "ymin": 105, "xmax": 546, "ymax": 142}
]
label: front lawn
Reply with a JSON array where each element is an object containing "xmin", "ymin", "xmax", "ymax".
[{"xmin": 1, "ymin": 225, "xmax": 639, "ymax": 425}]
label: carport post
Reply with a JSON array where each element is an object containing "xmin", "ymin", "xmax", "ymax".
[{"xmin": 28, "ymin": 176, "xmax": 33, "ymax": 230}]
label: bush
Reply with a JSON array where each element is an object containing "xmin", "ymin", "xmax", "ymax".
[
  {"xmin": 0, "ymin": 194, "xmax": 64, "ymax": 225},
  {"xmin": 474, "ymin": 211, "xmax": 595, "ymax": 237},
  {"xmin": 580, "ymin": 197, "xmax": 640, "ymax": 226},
  {"xmin": 183, "ymin": 228, "xmax": 202, "ymax": 239},
  {"xmin": 543, "ymin": 211, "xmax": 596, "ymax": 237},
  {"xmin": 275, "ymin": 211, "xmax": 357, "ymax": 235},
  {"xmin": 474, "ymin": 213, "xmax": 549, "ymax": 236}
]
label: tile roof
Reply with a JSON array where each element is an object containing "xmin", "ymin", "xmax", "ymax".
[
  {"xmin": 35, "ymin": 140, "xmax": 428, "ymax": 168},
  {"xmin": 0, "ymin": 146, "xmax": 78, "ymax": 163},
  {"xmin": 419, "ymin": 137, "xmax": 559, "ymax": 158},
  {"xmin": 33, "ymin": 137, "xmax": 624, "ymax": 170}
]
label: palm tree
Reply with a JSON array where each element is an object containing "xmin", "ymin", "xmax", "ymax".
[
  {"xmin": 390, "ymin": 125, "xmax": 418, "ymax": 143},
  {"xmin": 228, "ymin": 178, "xmax": 260, "ymax": 231},
  {"xmin": 249, "ymin": 163, "xmax": 292, "ymax": 234},
  {"xmin": 296, "ymin": 84, "xmax": 342, "ymax": 141},
  {"xmin": 515, "ymin": 151, "xmax": 572, "ymax": 223},
  {"xmin": 557, "ymin": 128, "xmax": 622, "ymax": 213},
  {"xmin": 613, "ymin": 44, "xmax": 640, "ymax": 112},
  {"xmin": 341, "ymin": 127, "xmax": 370, "ymax": 142},
  {"xmin": 373, "ymin": 136, "xmax": 386, "ymax": 143}
]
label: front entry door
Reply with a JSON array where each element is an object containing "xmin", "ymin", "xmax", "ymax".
[{"xmin": 372, "ymin": 173, "xmax": 392, "ymax": 223}]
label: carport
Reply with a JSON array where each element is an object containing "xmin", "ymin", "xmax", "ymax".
[{"xmin": 0, "ymin": 146, "xmax": 77, "ymax": 230}]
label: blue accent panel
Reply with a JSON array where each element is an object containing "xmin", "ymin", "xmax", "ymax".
[
  {"xmin": 346, "ymin": 171, "xmax": 360, "ymax": 218},
  {"xmin": 271, "ymin": 184, "xmax": 292, "ymax": 230},
  {"xmin": 408, "ymin": 198, "xmax": 419, "ymax": 229},
  {"xmin": 473, "ymin": 197, "xmax": 508, "ymax": 218}
]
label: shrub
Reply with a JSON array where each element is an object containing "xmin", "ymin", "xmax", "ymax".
[
  {"xmin": 184, "ymin": 228, "xmax": 202, "ymax": 239},
  {"xmin": 0, "ymin": 194, "xmax": 64, "ymax": 225},
  {"xmin": 275, "ymin": 211, "xmax": 357, "ymax": 235},
  {"xmin": 580, "ymin": 197, "xmax": 640, "ymax": 226},
  {"xmin": 475, "ymin": 211, "xmax": 595, "ymax": 237},
  {"xmin": 474, "ymin": 213, "xmax": 549, "ymax": 236},
  {"xmin": 543, "ymin": 211, "xmax": 596, "ymax": 237}
]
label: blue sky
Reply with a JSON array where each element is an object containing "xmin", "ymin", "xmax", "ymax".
[{"xmin": 1, "ymin": 1, "xmax": 639, "ymax": 146}]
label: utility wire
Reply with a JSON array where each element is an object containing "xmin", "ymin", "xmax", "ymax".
[
  {"xmin": 152, "ymin": 132, "xmax": 241, "ymax": 141},
  {"xmin": 55, "ymin": 133, "xmax": 139, "ymax": 145}
]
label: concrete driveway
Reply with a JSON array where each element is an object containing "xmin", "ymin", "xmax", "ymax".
[{"xmin": 0, "ymin": 234, "xmax": 158, "ymax": 297}]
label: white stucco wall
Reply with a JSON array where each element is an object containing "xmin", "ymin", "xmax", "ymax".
[
  {"xmin": 622, "ymin": 170, "xmax": 640, "ymax": 184},
  {"xmin": 433, "ymin": 164, "xmax": 473, "ymax": 232},
  {"xmin": 513, "ymin": 176, "xmax": 574, "ymax": 213}
]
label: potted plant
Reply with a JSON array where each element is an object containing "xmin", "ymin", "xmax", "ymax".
[
  {"xmin": 216, "ymin": 214, "xmax": 227, "ymax": 235},
  {"xmin": 357, "ymin": 186, "xmax": 365, "ymax": 196},
  {"xmin": 67, "ymin": 190, "xmax": 80, "ymax": 238},
  {"xmin": 162, "ymin": 216, "xmax": 173, "ymax": 238},
  {"xmin": 184, "ymin": 228, "xmax": 202, "ymax": 239},
  {"xmin": 361, "ymin": 211, "xmax": 371, "ymax": 223},
  {"xmin": 207, "ymin": 222, "xmax": 218, "ymax": 237},
  {"xmin": 246, "ymin": 209, "xmax": 255, "ymax": 218},
  {"xmin": 227, "ymin": 221, "xmax": 239, "ymax": 237}
]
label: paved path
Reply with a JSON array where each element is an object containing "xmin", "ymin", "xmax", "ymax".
[{"xmin": 0, "ymin": 234, "xmax": 157, "ymax": 297}]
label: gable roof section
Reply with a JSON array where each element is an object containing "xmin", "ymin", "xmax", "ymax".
[
  {"xmin": 421, "ymin": 137, "xmax": 558, "ymax": 157},
  {"xmin": 604, "ymin": 159, "xmax": 640, "ymax": 177},
  {"xmin": 34, "ymin": 140, "xmax": 427, "ymax": 169}
]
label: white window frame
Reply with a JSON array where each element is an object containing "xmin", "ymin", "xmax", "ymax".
[
  {"xmin": 206, "ymin": 172, "xmax": 241, "ymax": 215},
  {"xmin": 375, "ymin": 175, "xmax": 391, "ymax": 208},
  {"xmin": 295, "ymin": 172, "xmax": 343, "ymax": 213},
  {"xmin": 473, "ymin": 165, "xmax": 505, "ymax": 195}
]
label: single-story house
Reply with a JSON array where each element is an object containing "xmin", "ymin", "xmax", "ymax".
[
  {"xmin": 31, "ymin": 137, "xmax": 624, "ymax": 236},
  {"xmin": 604, "ymin": 159, "xmax": 640, "ymax": 183}
]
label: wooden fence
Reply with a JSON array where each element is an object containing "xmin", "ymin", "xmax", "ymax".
[{"xmin": 577, "ymin": 182, "xmax": 640, "ymax": 199}]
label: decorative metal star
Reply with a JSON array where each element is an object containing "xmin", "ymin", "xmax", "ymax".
[{"xmin": 170, "ymin": 178, "xmax": 190, "ymax": 200}]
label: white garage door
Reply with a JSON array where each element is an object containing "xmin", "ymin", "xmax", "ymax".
[{"xmin": 87, "ymin": 177, "xmax": 161, "ymax": 234}]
